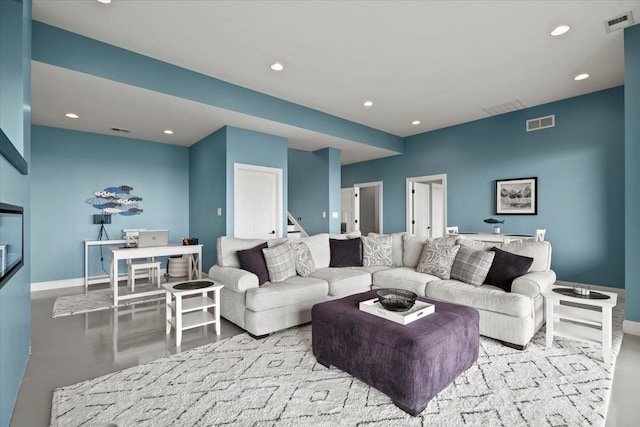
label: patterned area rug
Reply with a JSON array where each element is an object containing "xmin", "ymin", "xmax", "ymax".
[
  {"xmin": 52, "ymin": 284, "xmax": 165, "ymax": 318},
  {"xmin": 51, "ymin": 299, "xmax": 624, "ymax": 426}
]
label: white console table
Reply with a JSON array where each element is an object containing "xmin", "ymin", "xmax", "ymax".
[
  {"xmin": 454, "ymin": 232, "xmax": 536, "ymax": 244},
  {"xmin": 84, "ymin": 239, "xmax": 128, "ymax": 290},
  {"xmin": 110, "ymin": 244, "xmax": 202, "ymax": 306}
]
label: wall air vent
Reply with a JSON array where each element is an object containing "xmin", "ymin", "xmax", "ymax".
[
  {"xmin": 110, "ymin": 127, "xmax": 130, "ymax": 133},
  {"xmin": 526, "ymin": 115, "xmax": 555, "ymax": 132},
  {"xmin": 482, "ymin": 100, "xmax": 525, "ymax": 116},
  {"xmin": 604, "ymin": 11, "xmax": 634, "ymax": 33}
]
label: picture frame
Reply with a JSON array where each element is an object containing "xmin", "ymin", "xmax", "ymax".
[{"xmin": 495, "ymin": 177, "xmax": 537, "ymax": 215}]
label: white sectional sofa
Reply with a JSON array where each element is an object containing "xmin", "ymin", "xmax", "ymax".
[{"xmin": 208, "ymin": 231, "xmax": 555, "ymax": 348}]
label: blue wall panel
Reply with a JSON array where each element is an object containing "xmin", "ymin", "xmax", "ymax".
[
  {"xmin": 30, "ymin": 126, "xmax": 190, "ymax": 282},
  {"xmin": 624, "ymin": 24, "xmax": 640, "ymax": 321},
  {"xmin": 288, "ymin": 148, "xmax": 330, "ymax": 235},
  {"xmin": 0, "ymin": 1, "xmax": 31, "ymax": 425},
  {"xmin": 189, "ymin": 128, "xmax": 227, "ymax": 271},
  {"xmin": 343, "ymin": 87, "xmax": 625, "ymax": 288}
]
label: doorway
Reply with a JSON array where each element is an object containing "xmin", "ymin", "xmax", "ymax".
[
  {"xmin": 234, "ymin": 163, "xmax": 283, "ymax": 239},
  {"xmin": 342, "ymin": 181, "xmax": 383, "ymax": 235},
  {"xmin": 406, "ymin": 174, "xmax": 447, "ymax": 238}
]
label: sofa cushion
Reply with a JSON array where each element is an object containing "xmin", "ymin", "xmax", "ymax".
[
  {"xmin": 372, "ymin": 267, "xmax": 439, "ymax": 296},
  {"xmin": 416, "ymin": 239, "xmax": 460, "ymax": 279},
  {"xmin": 484, "ymin": 247, "xmax": 534, "ymax": 292},
  {"xmin": 298, "ymin": 234, "xmax": 331, "ymax": 269},
  {"xmin": 246, "ymin": 276, "xmax": 329, "ymax": 311},
  {"xmin": 362, "ymin": 235, "xmax": 393, "ymax": 267},
  {"xmin": 457, "ymin": 238, "xmax": 495, "ymax": 251},
  {"xmin": 310, "ymin": 267, "xmax": 371, "ymax": 297},
  {"xmin": 402, "ymin": 234, "xmax": 429, "ymax": 268},
  {"xmin": 290, "ymin": 241, "xmax": 316, "ymax": 277},
  {"xmin": 217, "ymin": 236, "xmax": 266, "ymax": 268},
  {"xmin": 450, "ymin": 245, "xmax": 496, "ymax": 286},
  {"xmin": 262, "ymin": 242, "xmax": 297, "ymax": 282},
  {"xmin": 425, "ymin": 280, "xmax": 531, "ymax": 317},
  {"xmin": 329, "ymin": 237, "xmax": 363, "ymax": 267},
  {"xmin": 236, "ymin": 242, "xmax": 270, "ymax": 286},
  {"xmin": 500, "ymin": 241, "xmax": 552, "ymax": 272}
]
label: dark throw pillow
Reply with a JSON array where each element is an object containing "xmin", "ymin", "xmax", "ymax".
[
  {"xmin": 236, "ymin": 242, "xmax": 269, "ymax": 285},
  {"xmin": 484, "ymin": 247, "xmax": 534, "ymax": 292},
  {"xmin": 329, "ymin": 237, "xmax": 363, "ymax": 267}
]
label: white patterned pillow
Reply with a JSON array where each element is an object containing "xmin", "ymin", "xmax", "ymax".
[
  {"xmin": 362, "ymin": 235, "xmax": 393, "ymax": 267},
  {"xmin": 416, "ymin": 239, "xmax": 460, "ymax": 279},
  {"xmin": 290, "ymin": 241, "xmax": 316, "ymax": 277},
  {"xmin": 262, "ymin": 242, "xmax": 296, "ymax": 282},
  {"xmin": 450, "ymin": 245, "xmax": 496, "ymax": 286}
]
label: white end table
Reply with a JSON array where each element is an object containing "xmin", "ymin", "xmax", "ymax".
[
  {"xmin": 163, "ymin": 280, "xmax": 223, "ymax": 347},
  {"xmin": 543, "ymin": 286, "xmax": 617, "ymax": 364}
]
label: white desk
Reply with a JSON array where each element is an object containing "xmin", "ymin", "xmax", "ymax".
[
  {"xmin": 110, "ymin": 244, "xmax": 203, "ymax": 306},
  {"xmin": 454, "ymin": 233, "xmax": 536, "ymax": 244},
  {"xmin": 84, "ymin": 239, "xmax": 128, "ymax": 290}
]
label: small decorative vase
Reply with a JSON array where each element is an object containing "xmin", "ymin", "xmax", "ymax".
[{"xmin": 493, "ymin": 226, "xmax": 500, "ymax": 234}]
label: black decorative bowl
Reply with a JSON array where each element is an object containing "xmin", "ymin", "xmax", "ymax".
[{"xmin": 376, "ymin": 288, "xmax": 418, "ymax": 312}]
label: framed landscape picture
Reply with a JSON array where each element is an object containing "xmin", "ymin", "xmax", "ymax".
[{"xmin": 495, "ymin": 177, "xmax": 537, "ymax": 215}]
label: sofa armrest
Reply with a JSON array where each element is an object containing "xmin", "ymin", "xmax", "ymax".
[
  {"xmin": 511, "ymin": 270, "xmax": 557, "ymax": 299},
  {"xmin": 208, "ymin": 265, "xmax": 259, "ymax": 293}
]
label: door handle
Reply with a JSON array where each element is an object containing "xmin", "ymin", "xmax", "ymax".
[{"xmin": 270, "ymin": 230, "xmax": 276, "ymax": 234}]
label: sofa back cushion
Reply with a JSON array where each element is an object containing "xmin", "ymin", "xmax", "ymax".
[
  {"xmin": 500, "ymin": 241, "xmax": 552, "ymax": 272},
  {"xmin": 217, "ymin": 236, "xmax": 266, "ymax": 268},
  {"xmin": 298, "ymin": 234, "xmax": 331, "ymax": 269},
  {"xmin": 402, "ymin": 234, "xmax": 429, "ymax": 268}
]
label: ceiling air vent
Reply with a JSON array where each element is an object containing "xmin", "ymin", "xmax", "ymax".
[
  {"xmin": 526, "ymin": 115, "xmax": 555, "ymax": 132},
  {"xmin": 483, "ymin": 100, "xmax": 525, "ymax": 116},
  {"xmin": 604, "ymin": 11, "xmax": 634, "ymax": 33},
  {"xmin": 110, "ymin": 127, "xmax": 130, "ymax": 133}
]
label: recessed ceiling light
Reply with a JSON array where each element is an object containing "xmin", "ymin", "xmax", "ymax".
[
  {"xmin": 412, "ymin": 120, "xmax": 421, "ymax": 125},
  {"xmin": 64, "ymin": 113, "xmax": 79, "ymax": 119},
  {"xmin": 97, "ymin": 0, "xmax": 112, "ymax": 4},
  {"xmin": 574, "ymin": 73, "xmax": 590, "ymax": 81},
  {"xmin": 270, "ymin": 62, "xmax": 284, "ymax": 71},
  {"xmin": 363, "ymin": 100, "xmax": 374, "ymax": 107},
  {"xmin": 550, "ymin": 24, "xmax": 571, "ymax": 36},
  {"xmin": 163, "ymin": 129, "xmax": 174, "ymax": 135}
]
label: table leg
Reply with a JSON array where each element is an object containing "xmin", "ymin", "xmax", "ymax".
[
  {"xmin": 602, "ymin": 306, "xmax": 612, "ymax": 364},
  {"xmin": 176, "ymin": 295, "xmax": 182, "ymax": 346},
  {"xmin": 545, "ymin": 297, "xmax": 554, "ymax": 348},
  {"xmin": 112, "ymin": 256, "xmax": 119, "ymax": 307},
  {"xmin": 165, "ymin": 291, "xmax": 172, "ymax": 334},
  {"xmin": 214, "ymin": 288, "xmax": 221, "ymax": 335},
  {"xmin": 84, "ymin": 242, "xmax": 89, "ymax": 291}
]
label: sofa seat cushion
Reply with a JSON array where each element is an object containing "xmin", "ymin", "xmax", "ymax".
[
  {"xmin": 310, "ymin": 267, "xmax": 371, "ymax": 297},
  {"xmin": 246, "ymin": 276, "xmax": 328, "ymax": 312},
  {"xmin": 349, "ymin": 265, "xmax": 392, "ymax": 275},
  {"xmin": 425, "ymin": 280, "xmax": 530, "ymax": 317},
  {"xmin": 372, "ymin": 267, "xmax": 439, "ymax": 296}
]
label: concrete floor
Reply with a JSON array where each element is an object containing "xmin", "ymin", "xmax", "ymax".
[{"xmin": 10, "ymin": 285, "xmax": 640, "ymax": 426}]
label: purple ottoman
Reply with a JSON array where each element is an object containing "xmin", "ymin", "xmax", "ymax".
[{"xmin": 312, "ymin": 290, "xmax": 479, "ymax": 416}]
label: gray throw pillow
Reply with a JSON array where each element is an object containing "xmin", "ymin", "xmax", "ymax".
[
  {"xmin": 290, "ymin": 241, "xmax": 316, "ymax": 277},
  {"xmin": 262, "ymin": 242, "xmax": 296, "ymax": 282},
  {"xmin": 362, "ymin": 235, "xmax": 393, "ymax": 267},
  {"xmin": 416, "ymin": 239, "xmax": 460, "ymax": 279},
  {"xmin": 450, "ymin": 245, "xmax": 496, "ymax": 286}
]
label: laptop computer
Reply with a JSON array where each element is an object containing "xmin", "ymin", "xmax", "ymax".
[{"xmin": 137, "ymin": 230, "xmax": 169, "ymax": 248}]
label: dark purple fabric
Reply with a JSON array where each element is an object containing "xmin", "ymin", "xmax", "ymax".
[
  {"xmin": 329, "ymin": 237, "xmax": 363, "ymax": 267},
  {"xmin": 236, "ymin": 242, "xmax": 269, "ymax": 285},
  {"xmin": 312, "ymin": 290, "xmax": 479, "ymax": 416},
  {"xmin": 484, "ymin": 247, "xmax": 534, "ymax": 292}
]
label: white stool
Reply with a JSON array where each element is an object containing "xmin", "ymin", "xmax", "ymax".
[{"xmin": 128, "ymin": 261, "xmax": 161, "ymax": 291}]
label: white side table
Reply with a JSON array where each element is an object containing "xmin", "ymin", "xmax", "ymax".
[
  {"xmin": 543, "ymin": 286, "xmax": 617, "ymax": 364},
  {"xmin": 163, "ymin": 280, "xmax": 223, "ymax": 347}
]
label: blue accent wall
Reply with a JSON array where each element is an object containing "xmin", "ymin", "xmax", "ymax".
[
  {"xmin": 30, "ymin": 126, "xmax": 190, "ymax": 282},
  {"xmin": 0, "ymin": 1, "xmax": 31, "ymax": 425},
  {"xmin": 343, "ymin": 87, "xmax": 625, "ymax": 288},
  {"xmin": 189, "ymin": 128, "xmax": 227, "ymax": 271},
  {"xmin": 31, "ymin": 21, "xmax": 403, "ymax": 154},
  {"xmin": 625, "ymin": 24, "xmax": 640, "ymax": 321},
  {"xmin": 288, "ymin": 148, "xmax": 342, "ymax": 235}
]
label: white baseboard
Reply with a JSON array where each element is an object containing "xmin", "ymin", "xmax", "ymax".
[{"xmin": 623, "ymin": 320, "xmax": 640, "ymax": 336}]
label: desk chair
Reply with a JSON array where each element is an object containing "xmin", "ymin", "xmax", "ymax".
[
  {"xmin": 128, "ymin": 260, "xmax": 161, "ymax": 291},
  {"xmin": 446, "ymin": 226, "xmax": 459, "ymax": 235},
  {"xmin": 536, "ymin": 229, "xmax": 547, "ymax": 242}
]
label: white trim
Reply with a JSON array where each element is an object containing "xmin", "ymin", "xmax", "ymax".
[
  {"xmin": 623, "ymin": 320, "xmax": 640, "ymax": 336},
  {"xmin": 353, "ymin": 181, "xmax": 383, "ymax": 234},
  {"xmin": 233, "ymin": 163, "xmax": 283, "ymax": 238},
  {"xmin": 406, "ymin": 174, "xmax": 447, "ymax": 235}
]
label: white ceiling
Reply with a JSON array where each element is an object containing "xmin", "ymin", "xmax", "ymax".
[{"xmin": 31, "ymin": 0, "xmax": 640, "ymax": 164}]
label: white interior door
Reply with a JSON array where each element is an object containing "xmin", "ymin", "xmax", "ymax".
[
  {"xmin": 431, "ymin": 183, "xmax": 444, "ymax": 238},
  {"xmin": 234, "ymin": 164, "xmax": 282, "ymax": 239},
  {"xmin": 341, "ymin": 188, "xmax": 355, "ymax": 233},
  {"xmin": 413, "ymin": 182, "xmax": 431, "ymax": 237}
]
